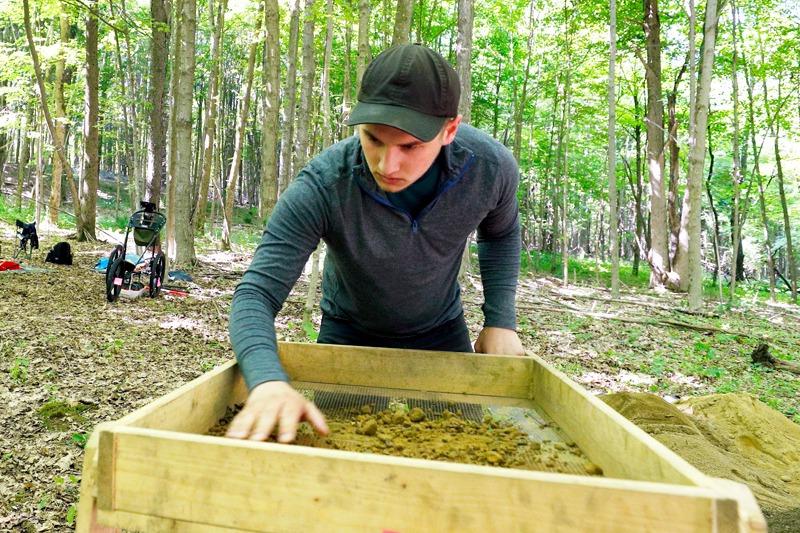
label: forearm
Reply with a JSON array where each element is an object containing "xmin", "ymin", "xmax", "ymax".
[
  {"xmin": 229, "ymin": 284, "xmax": 289, "ymax": 389},
  {"xmin": 477, "ymin": 223, "xmax": 520, "ymax": 330}
]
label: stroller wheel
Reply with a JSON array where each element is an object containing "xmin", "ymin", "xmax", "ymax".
[
  {"xmin": 149, "ymin": 252, "xmax": 165, "ymax": 298},
  {"xmin": 106, "ymin": 256, "xmax": 125, "ymax": 302}
]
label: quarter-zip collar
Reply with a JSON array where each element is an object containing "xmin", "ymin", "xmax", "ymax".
[{"xmin": 352, "ymin": 137, "xmax": 476, "ymax": 232}]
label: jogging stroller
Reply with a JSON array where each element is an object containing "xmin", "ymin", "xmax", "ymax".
[{"xmin": 105, "ymin": 201, "xmax": 167, "ymax": 302}]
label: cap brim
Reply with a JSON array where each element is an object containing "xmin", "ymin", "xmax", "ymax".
[{"xmin": 346, "ymin": 102, "xmax": 447, "ymax": 142}]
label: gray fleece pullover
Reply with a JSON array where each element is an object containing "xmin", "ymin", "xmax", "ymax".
[{"xmin": 230, "ymin": 124, "xmax": 521, "ymax": 390}]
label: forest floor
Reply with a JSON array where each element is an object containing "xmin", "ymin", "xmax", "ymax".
[{"xmin": 1, "ymin": 220, "xmax": 799, "ymax": 531}]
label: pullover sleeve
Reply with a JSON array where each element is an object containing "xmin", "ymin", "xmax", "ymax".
[
  {"xmin": 476, "ymin": 155, "xmax": 521, "ymax": 330},
  {"xmin": 229, "ymin": 174, "xmax": 327, "ymax": 391}
]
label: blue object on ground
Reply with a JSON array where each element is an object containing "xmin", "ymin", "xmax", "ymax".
[
  {"xmin": 95, "ymin": 253, "xmax": 143, "ymax": 273},
  {"xmin": 168, "ymin": 270, "xmax": 193, "ymax": 282}
]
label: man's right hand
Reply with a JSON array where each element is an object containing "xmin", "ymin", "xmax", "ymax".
[{"xmin": 225, "ymin": 381, "xmax": 329, "ymax": 442}]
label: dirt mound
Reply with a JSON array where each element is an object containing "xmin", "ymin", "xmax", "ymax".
[{"xmin": 602, "ymin": 392, "xmax": 800, "ymax": 532}]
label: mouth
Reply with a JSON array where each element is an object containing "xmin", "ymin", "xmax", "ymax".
[{"xmin": 377, "ymin": 173, "xmax": 404, "ymax": 186}]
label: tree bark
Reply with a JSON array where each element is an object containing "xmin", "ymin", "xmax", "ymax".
[
  {"xmin": 48, "ymin": 9, "xmax": 70, "ymax": 227},
  {"xmin": 260, "ymin": 0, "xmax": 281, "ymax": 221},
  {"xmin": 744, "ymin": 60, "xmax": 776, "ymax": 300},
  {"xmin": 147, "ymin": 0, "xmax": 170, "ymax": 207},
  {"xmin": 684, "ymin": 0, "xmax": 723, "ymax": 310},
  {"xmin": 608, "ymin": 0, "xmax": 619, "ymax": 296},
  {"xmin": 15, "ymin": 104, "xmax": 31, "ymax": 211},
  {"xmin": 170, "ymin": 0, "xmax": 197, "ymax": 264},
  {"xmin": 222, "ymin": 6, "xmax": 260, "ymax": 250},
  {"xmin": 79, "ymin": 0, "xmax": 100, "ymax": 241},
  {"xmin": 195, "ymin": 0, "xmax": 227, "ymax": 231},
  {"xmin": 357, "ymin": 0, "xmax": 371, "ymax": 87},
  {"xmin": 643, "ymin": 0, "xmax": 668, "ymax": 288},
  {"xmin": 392, "ymin": 0, "xmax": 414, "ymax": 46},
  {"xmin": 513, "ymin": 2, "xmax": 536, "ymax": 163},
  {"xmin": 22, "ymin": 0, "xmax": 83, "ymax": 229},
  {"xmin": 293, "ymin": 0, "xmax": 316, "ymax": 175},
  {"xmin": 278, "ymin": 0, "xmax": 301, "ymax": 193},
  {"xmin": 773, "ymin": 96, "xmax": 797, "ymax": 303},
  {"xmin": 728, "ymin": 0, "xmax": 743, "ymax": 302},
  {"xmin": 456, "ymin": 0, "xmax": 474, "ymax": 277}
]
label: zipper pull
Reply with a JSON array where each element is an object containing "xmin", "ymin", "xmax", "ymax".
[{"xmin": 411, "ymin": 219, "xmax": 419, "ymax": 233}]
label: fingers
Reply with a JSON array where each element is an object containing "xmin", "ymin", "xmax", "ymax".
[
  {"xmin": 225, "ymin": 409, "xmax": 257, "ymax": 439},
  {"xmin": 277, "ymin": 400, "xmax": 302, "ymax": 443},
  {"xmin": 303, "ymin": 401, "xmax": 330, "ymax": 436},
  {"xmin": 249, "ymin": 406, "xmax": 281, "ymax": 441}
]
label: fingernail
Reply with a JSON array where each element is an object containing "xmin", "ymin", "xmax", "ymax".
[{"xmin": 278, "ymin": 432, "xmax": 294, "ymax": 443}]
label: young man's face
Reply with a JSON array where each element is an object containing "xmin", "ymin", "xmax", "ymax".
[{"xmin": 358, "ymin": 117, "xmax": 462, "ymax": 193}]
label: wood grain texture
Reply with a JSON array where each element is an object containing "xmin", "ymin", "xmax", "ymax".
[
  {"xmin": 107, "ymin": 427, "xmax": 724, "ymax": 533},
  {"xmin": 278, "ymin": 342, "xmax": 535, "ymax": 398}
]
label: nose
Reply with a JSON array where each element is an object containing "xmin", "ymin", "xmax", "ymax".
[{"xmin": 378, "ymin": 146, "xmax": 401, "ymax": 176}]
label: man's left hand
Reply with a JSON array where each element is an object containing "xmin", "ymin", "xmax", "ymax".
[{"xmin": 473, "ymin": 327, "xmax": 525, "ymax": 356}]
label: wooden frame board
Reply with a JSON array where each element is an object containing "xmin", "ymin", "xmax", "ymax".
[{"xmin": 77, "ymin": 342, "xmax": 766, "ymax": 532}]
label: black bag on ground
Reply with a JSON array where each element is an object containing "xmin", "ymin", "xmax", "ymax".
[{"xmin": 45, "ymin": 242, "xmax": 73, "ymax": 265}]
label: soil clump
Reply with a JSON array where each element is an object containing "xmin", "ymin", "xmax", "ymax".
[
  {"xmin": 602, "ymin": 392, "xmax": 800, "ymax": 533},
  {"xmin": 209, "ymin": 403, "xmax": 602, "ymax": 475}
]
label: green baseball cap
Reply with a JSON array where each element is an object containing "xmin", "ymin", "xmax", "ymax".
[{"xmin": 347, "ymin": 44, "xmax": 461, "ymax": 142}]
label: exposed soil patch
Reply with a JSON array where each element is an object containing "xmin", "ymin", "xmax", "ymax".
[
  {"xmin": 209, "ymin": 403, "xmax": 603, "ymax": 475},
  {"xmin": 603, "ymin": 392, "xmax": 800, "ymax": 532}
]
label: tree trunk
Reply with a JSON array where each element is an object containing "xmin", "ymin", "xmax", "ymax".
[
  {"xmin": 341, "ymin": 16, "xmax": 353, "ymax": 139},
  {"xmin": 15, "ymin": 104, "xmax": 31, "ymax": 211},
  {"xmin": 643, "ymin": 0, "xmax": 668, "ymax": 288},
  {"xmin": 48, "ymin": 8, "xmax": 70, "ymax": 227},
  {"xmin": 392, "ymin": 0, "xmax": 413, "ymax": 46},
  {"xmin": 260, "ymin": 0, "xmax": 281, "ymax": 221},
  {"xmin": 195, "ymin": 0, "xmax": 227, "ymax": 231},
  {"xmin": 773, "ymin": 104, "xmax": 797, "ymax": 303},
  {"xmin": 684, "ymin": 0, "xmax": 723, "ymax": 310},
  {"xmin": 279, "ymin": 0, "xmax": 301, "ymax": 193},
  {"xmin": 513, "ymin": 3, "xmax": 536, "ymax": 163},
  {"xmin": 357, "ymin": 0, "xmax": 371, "ymax": 87},
  {"xmin": 147, "ymin": 0, "xmax": 170, "ymax": 206},
  {"xmin": 608, "ymin": 0, "xmax": 619, "ymax": 297},
  {"xmin": 704, "ymin": 127, "xmax": 723, "ymax": 300},
  {"xmin": 170, "ymin": 0, "xmax": 197, "ymax": 265},
  {"xmin": 79, "ymin": 0, "xmax": 100, "ymax": 241},
  {"xmin": 22, "ymin": 0, "xmax": 83, "ymax": 229},
  {"xmin": 222, "ymin": 7, "xmax": 260, "ymax": 250},
  {"xmin": 728, "ymin": 0, "xmax": 743, "ymax": 302},
  {"xmin": 293, "ymin": 0, "xmax": 316, "ymax": 175},
  {"xmin": 744, "ymin": 59, "xmax": 776, "ymax": 300},
  {"xmin": 456, "ymin": 0, "xmax": 474, "ymax": 277}
]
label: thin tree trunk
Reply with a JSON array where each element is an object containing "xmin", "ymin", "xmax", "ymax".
[
  {"xmin": 110, "ymin": 0, "xmax": 137, "ymax": 213},
  {"xmin": 34, "ymin": 119, "xmax": 43, "ymax": 225},
  {"xmin": 608, "ymin": 0, "xmax": 619, "ymax": 297},
  {"xmin": 292, "ymin": 0, "xmax": 316, "ymax": 175},
  {"xmin": 79, "ymin": 0, "xmax": 100, "ymax": 241},
  {"xmin": 729, "ymin": 0, "xmax": 742, "ymax": 302},
  {"xmin": 15, "ymin": 104, "xmax": 31, "ymax": 211},
  {"xmin": 222, "ymin": 7, "xmax": 261, "ymax": 250},
  {"xmin": 392, "ymin": 0, "xmax": 413, "ymax": 46},
  {"xmin": 744, "ymin": 59, "xmax": 776, "ymax": 300},
  {"xmin": 48, "ymin": 8, "xmax": 69, "ymax": 227},
  {"xmin": 357, "ymin": 0, "xmax": 371, "ymax": 87},
  {"xmin": 169, "ymin": 0, "xmax": 197, "ymax": 265},
  {"xmin": 341, "ymin": 17, "xmax": 353, "ymax": 139},
  {"xmin": 685, "ymin": 0, "xmax": 723, "ymax": 309},
  {"xmin": 644, "ymin": 0, "xmax": 668, "ymax": 288},
  {"xmin": 513, "ymin": 2, "xmax": 536, "ymax": 163},
  {"xmin": 278, "ymin": 0, "xmax": 301, "ymax": 193},
  {"xmin": 22, "ymin": 0, "xmax": 83, "ymax": 228},
  {"xmin": 120, "ymin": 0, "xmax": 140, "ymax": 208},
  {"xmin": 195, "ymin": 0, "xmax": 227, "ymax": 231},
  {"xmin": 147, "ymin": 0, "xmax": 170, "ymax": 206},
  {"xmin": 773, "ymin": 97, "xmax": 797, "ymax": 303},
  {"xmin": 259, "ymin": 0, "xmax": 280, "ymax": 221}
]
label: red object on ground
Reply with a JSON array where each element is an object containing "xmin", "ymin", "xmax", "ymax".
[{"xmin": 0, "ymin": 261, "xmax": 22, "ymax": 271}]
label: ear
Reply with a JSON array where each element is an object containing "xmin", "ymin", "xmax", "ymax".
[{"xmin": 440, "ymin": 115, "xmax": 463, "ymax": 145}]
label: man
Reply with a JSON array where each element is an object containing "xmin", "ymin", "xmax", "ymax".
[{"xmin": 227, "ymin": 44, "xmax": 523, "ymax": 442}]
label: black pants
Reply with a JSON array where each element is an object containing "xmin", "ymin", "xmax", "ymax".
[{"xmin": 317, "ymin": 313, "xmax": 474, "ymax": 353}]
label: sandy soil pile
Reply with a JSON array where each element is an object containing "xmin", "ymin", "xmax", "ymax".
[{"xmin": 602, "ymin": 392, "xmax": 800, "ymax": 532}]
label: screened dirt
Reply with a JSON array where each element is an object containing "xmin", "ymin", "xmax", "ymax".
[
  {"xmin": 208, "ymin": 403, "xmax": 603, "ymax": 475},
  {"xmin": 602, "ymin": 392, "xmax": 800, "ymax": 533}
]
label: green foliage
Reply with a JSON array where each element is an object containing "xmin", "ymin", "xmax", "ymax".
[
  {"xmin": 36, "ymin": 399, "xmax": 92, "ymax": 431},
  {"xmin": 9, "ymin": 356, "xmax": 30, "ymax": 384}
]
